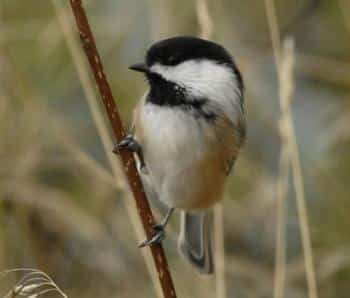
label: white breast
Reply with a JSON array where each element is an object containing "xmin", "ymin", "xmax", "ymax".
[
  {"xmin": 140, "ymin": 103, "xmax": 213, "ymax": 173},
  {"xmin": 139, "ymin": 103, "xmax": 220, "ymax": 209}
]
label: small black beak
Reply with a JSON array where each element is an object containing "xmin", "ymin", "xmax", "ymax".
[{"xmin": 129, "ymin": 63, "xmax": 149, "ymax": 73}]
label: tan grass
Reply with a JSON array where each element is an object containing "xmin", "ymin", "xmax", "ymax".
[
  {"xmin": 196, "ymin": 0, "xmax": 213, "ymax": 40},
  {"xmin": 273, "ymin": 38, "xmax": 293, "ymax": 298},
  {"xmin": 0, "ymin": 269, "xmax": 67, "ymax": 298},
  {"xmin": 264, "ymin": 1, "xmax": 319, "ymax": 298}
]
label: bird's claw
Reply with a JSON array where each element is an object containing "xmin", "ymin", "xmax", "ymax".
[
  {"xmin": 152, "ymin": 223, "xmax": 165, "ymax": 231},
  {"xmin": 113, "ymin": 134, "xmax": 147, "ymax": 173},
  {"xmin": 113, "ymin": 134, "xmax": 138, "ymax": 153},
  {"xmin": 138, "ymin": 225, "xmax": 166, "ymax": 248},
  {"xmin": 138, "ymin": 208, "xmax": 174, "ymax": 248}
]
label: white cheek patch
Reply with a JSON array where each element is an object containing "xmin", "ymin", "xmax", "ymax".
[{"xmin": 150, "ymin": 60, "xmax": 243, "ymax": 125}]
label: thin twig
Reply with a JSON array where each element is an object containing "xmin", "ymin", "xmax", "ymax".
[
  {"xmin": 264, "ymin": 0, "xmax": 282, "ymax": 72},
  {"xmin": 264, "ymin": 1, "xmax": 319, "ymax": 298},
  {"xmin": 196, "ymin": 0, "xmax": 213, "ymax": 40},
  {"xmin": 273, "ymin": 148, "xmax": 289, "ymax": 298},
  {"xmin": 273, "ymin": 39, "xmax": 293, "ymax": 298},
  {"xmin": 67, "ymin": 1, "xmax": 177, "ymax": 297},
  {"xmin": 50, "ymin": 2, "xmax": 163, "ymax": 296},
  {"xmin": 196, "ymin": 1, "xmax": 226, "ymax": 297},
  {"xmin": 288, "ymin": 87, "xmax": 318, "ymax": 298},
  {"xmin": 213, "ymin": 203, "xmax": 226, "ymax": 298}
]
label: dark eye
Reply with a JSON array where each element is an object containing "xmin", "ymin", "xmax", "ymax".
[{"xmin": 167, "ymin": 56, "xmax": 177, "ymax": 65}]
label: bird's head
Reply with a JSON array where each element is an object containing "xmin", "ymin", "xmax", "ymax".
[{"xmin": 130, "ymin": 36, "xmax": 243, "ymax": 106}]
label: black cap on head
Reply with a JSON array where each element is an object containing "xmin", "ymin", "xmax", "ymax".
[
  {"xmin": 146, "ymin": 36, "xmax": 232, "ymax": 66},
  {"xmin": 145, "ymin": 36, "xmax": 243, "ymax": 90}
]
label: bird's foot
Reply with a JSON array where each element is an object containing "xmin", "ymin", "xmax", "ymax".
[
  {"xmin": 113, "ymin": 134, "xmax": 147, "ymax": 173},
  {"xmin": 138, "ymin": 207, "xmax": 175, "ymax": 248},
  {"xmin": 113, "ymin": 134, "xmax": 139, "ymax": 152},
  {"xmin": 138, "ymin": 224, "xmax": 166, "ymax": 247}
]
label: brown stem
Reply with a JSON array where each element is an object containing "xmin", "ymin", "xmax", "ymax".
[{"xmin": 68, "ymin": 1, "xmax": 177, "ymax": 297}]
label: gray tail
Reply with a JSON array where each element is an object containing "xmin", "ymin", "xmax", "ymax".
[{"xmin": 178, "ymin": 211, "xmax": 213, "ymax": 274}]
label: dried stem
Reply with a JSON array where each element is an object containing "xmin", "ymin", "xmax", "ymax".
[
  {"xmin": 273, "ymin": 39, "xmax": 293, "ymax": 298},
  {"xmin": 1, "ymin": 269, "xmax": 67, "ymax": 298},
  {"xmin": 288, "ymin": 84, "xmax": 319, "ymax": 298},
  {"xmin": 264, "ymin": 0, "xmax": 282, "ymax": 72},
  {"xmin": 213, "ymin": 203, "xmax": 226, "ymax": 298},
  {"xmin": 196, "ymin": 0, "xmax": 213, "ymax": 40},
  {"xmin": 264, "ymin": 1, "xmax": 319, "ymax": 298},
  {"xmin": 67, "ymin": 1, "xmax": 176, "ymax": 297},
  {"xmin": 273, "ymin": 150, "xmax": 289, "ymax": 298}
]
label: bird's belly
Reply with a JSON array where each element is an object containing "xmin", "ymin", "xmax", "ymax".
[
  {"xmin": 162, "ymin": 156, "xmax": 226, "ymax": 210},
  {"xmin": 139, "ymin": 104, "xmax": 226, "ymax": 210}
]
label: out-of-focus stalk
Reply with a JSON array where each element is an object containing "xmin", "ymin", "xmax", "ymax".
[{"xmin": 264, "ymin": 1, "xmax": 319, "ymax": 298}]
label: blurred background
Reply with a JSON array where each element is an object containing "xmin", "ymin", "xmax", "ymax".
[{"xmin": 1, "ymin": 0, "xmax": 350, "ymax": 297}]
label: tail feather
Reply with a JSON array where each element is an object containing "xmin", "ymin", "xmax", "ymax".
[{"xmin": 178, "ymin": 211, "xmax": 213, "ymax": 274}]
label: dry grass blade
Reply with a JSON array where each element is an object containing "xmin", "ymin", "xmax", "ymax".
[
  {"xmin": 49, "ymin": 1, "xmax": 163, "ymax": 297},
  {"xmin": 264, "ymin": 0, "xmax": 282, "ymax": 71},
  {"xmin": 196, "ymin": 0, "xmax": 213, "ymax": 40},
  {"xmin": 273, "ymin": 152, "xmax": 289, "ymax": 298},
  {"xmin": 213, "ymin": 203, "xmax": 226, "ymax": 298},
  {"xmin": 1, "ymin": 269, "xmax": 67, "ymax": 298},
  {"xmin": 273, "ymin": 39, "xmax": 293, "ymax": 298},
  {"xmin": 264, "ymin": 1, "xmax": 319, "ymax": 298},
  {"xmin": 288, "ymin": 73, "xmax": 318, "ymax": 298}
]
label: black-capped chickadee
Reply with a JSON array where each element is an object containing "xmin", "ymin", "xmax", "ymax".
[{"xmin": 115, "ymin": 36, "xmax": 246, "ymax": 274}]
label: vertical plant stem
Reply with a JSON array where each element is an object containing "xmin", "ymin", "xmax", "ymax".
[
  {"xmin": 67, "ymin": 1, "xmax": 177, "ymax": 297},
  {"xmin": 196, "ymin": 0, "xmax": 213, "ymax": 39},
  {"xmin": 213, "ymin": 204, "xmax": 226, "ymax": 298},
  {"xmin": 264, "ymin": 0, "xmax": 282, "ymax": 72},
  {"xmin": 264, "ymin": 1, "xmax": 319, "ymax": 298},
  {"xmin": 273, "ymin": 39, "xmax": 294, "ymax": 298},
  {"xmin": 273, "ymin": 145, "xmax": 289, "ymax": 298},
  {"xmin": 288, "ymin": 106, "xmax": 318, "ymax": 298}
]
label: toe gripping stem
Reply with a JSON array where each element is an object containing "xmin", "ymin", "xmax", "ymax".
[
  {"xmin": 113, "ymin": 134, "xmax": 147, "ymax": 173},
  {"xmin": 139, "ymin": 207, "xmax": 175, "ymax": 248}
]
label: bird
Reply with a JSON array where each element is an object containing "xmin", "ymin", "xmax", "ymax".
[{"xmin": 114, "ymin": 36, "xmax": 246, "ymax": 274}]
